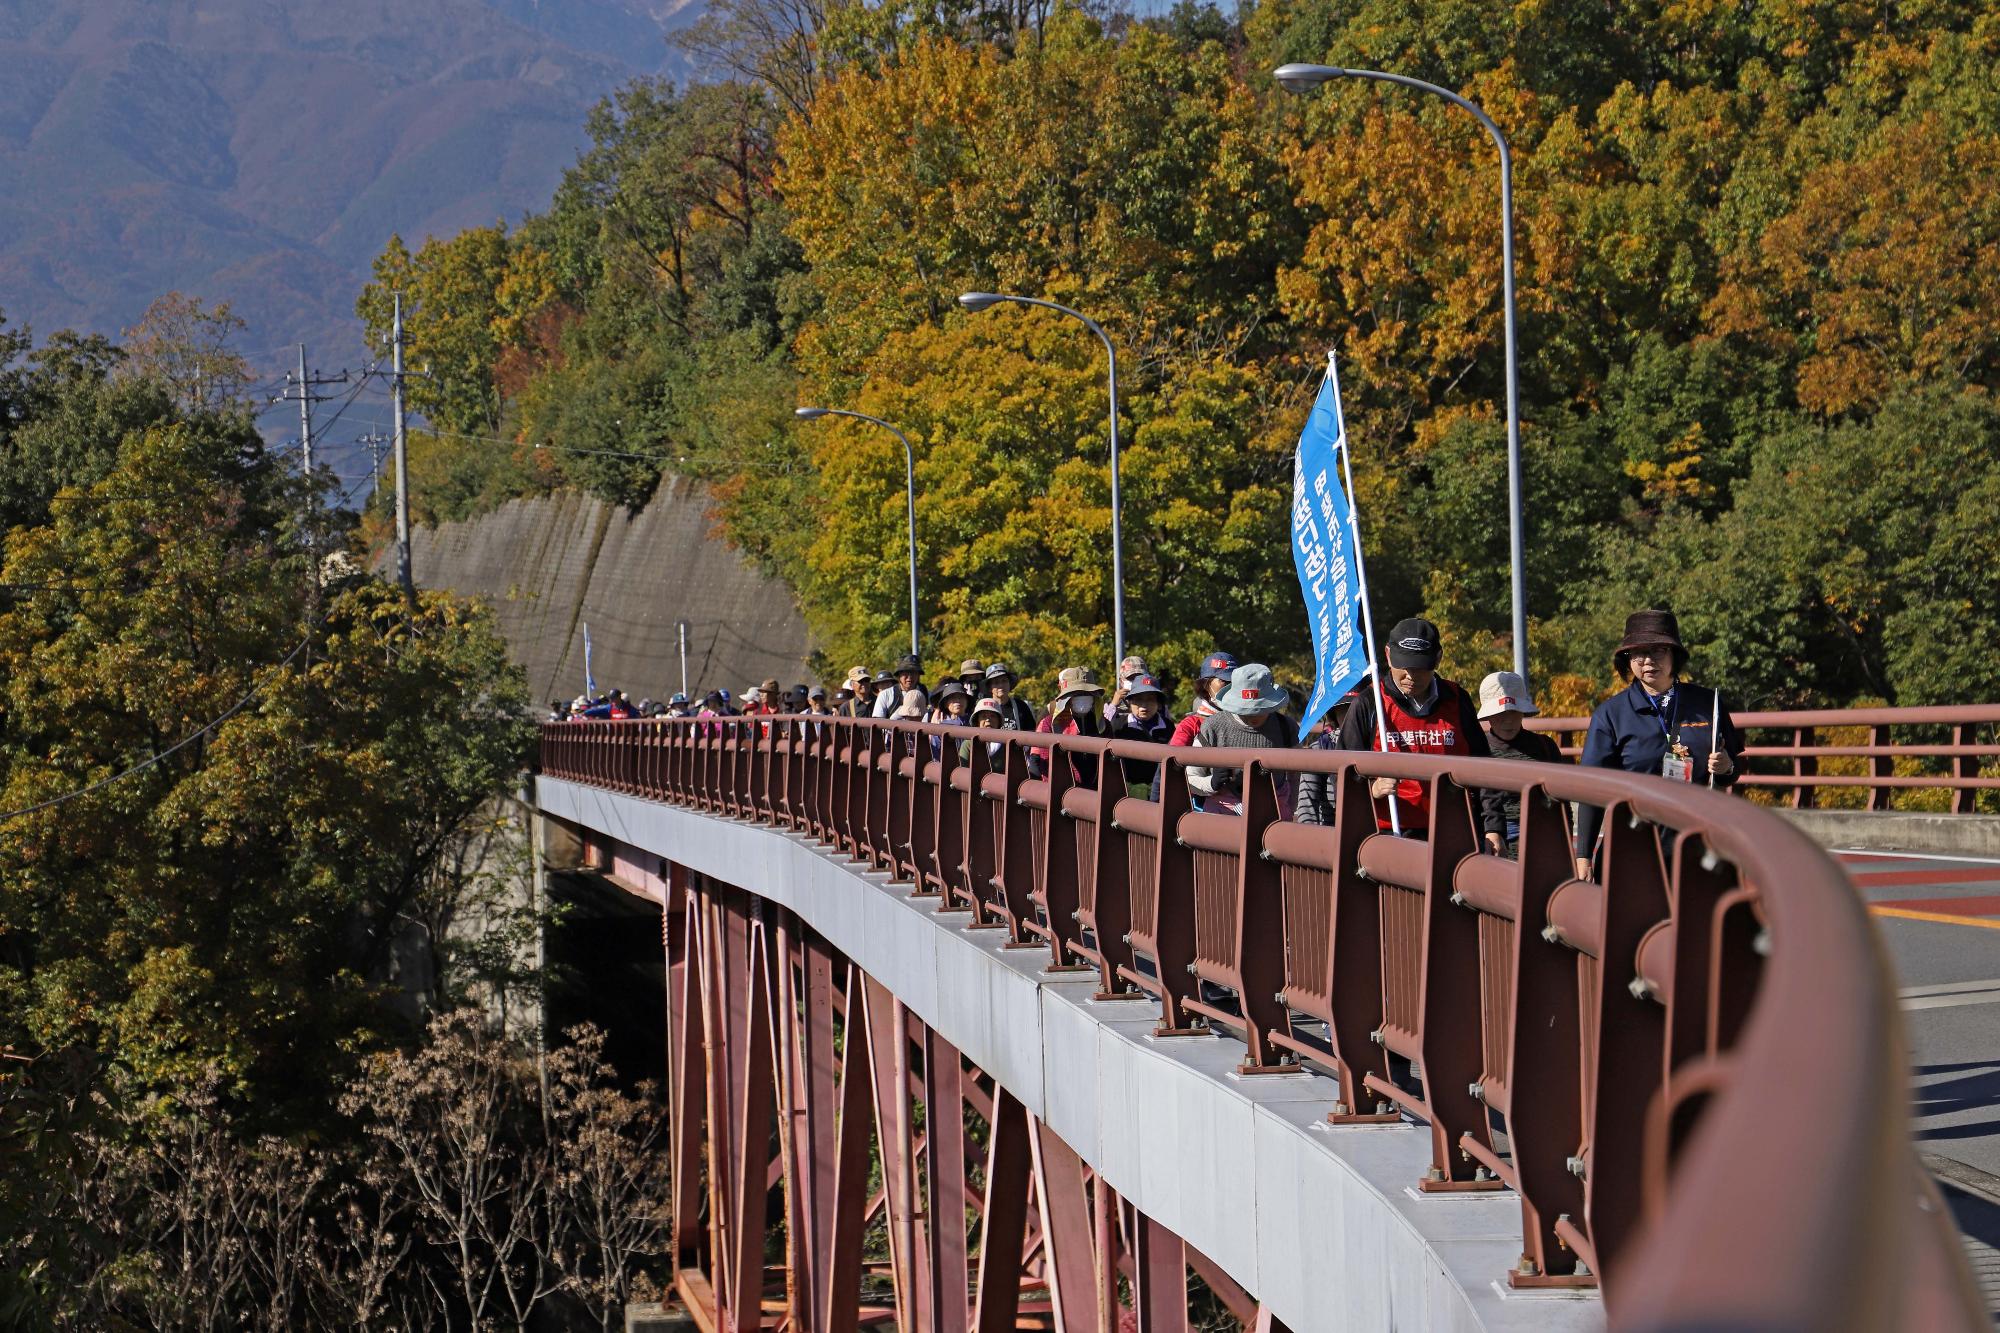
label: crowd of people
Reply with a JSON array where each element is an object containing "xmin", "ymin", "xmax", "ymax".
[{"xmin": 547, "ymin": 607, "xmax": 1745, "ymax": 867}]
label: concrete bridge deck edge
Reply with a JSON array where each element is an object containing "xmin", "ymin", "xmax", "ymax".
[{"xmin": 536, "ymin": 776, "xmax": 1606, "ymax": 1333}]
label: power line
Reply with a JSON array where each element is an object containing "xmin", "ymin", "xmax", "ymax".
[{"xmin": 0, "ymin": 637, "xmax": 312, "ymax": 824}]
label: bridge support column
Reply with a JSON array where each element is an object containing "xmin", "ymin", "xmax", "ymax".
[{"xmin": 665, "ymin": 867, "xmax": 1233, "ymax": 1331}]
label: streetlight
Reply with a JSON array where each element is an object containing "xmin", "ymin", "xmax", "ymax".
[
  {"xmin": 958, "ymin": 292, "xmax": 1128, "ymax": 670},
  {"xmin": 795, "ymin": 407, "xmax": 922, "ymax": 658},
  {"xmin": 1273, "ymin": 63, "xmax": 1530, "ymax": 683}
]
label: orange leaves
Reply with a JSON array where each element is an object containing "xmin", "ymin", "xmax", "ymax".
[{"xmin": 1732, "ymin": 115, "xmax": 2000, "ymax": 414}]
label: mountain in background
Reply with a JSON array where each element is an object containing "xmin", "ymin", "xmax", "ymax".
[{"xmin": 0, "ymin": 0, "xmax": 701, "ymax": 402}]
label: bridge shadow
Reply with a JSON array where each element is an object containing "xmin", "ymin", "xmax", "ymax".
[
  {"xmin": 1933, "ymin": 1179, "xmax": 2000, "ymax": 1324},
  {"xmin": 1913, "ymin": 1059, "xmax": 2000, "ymax": 1140}
]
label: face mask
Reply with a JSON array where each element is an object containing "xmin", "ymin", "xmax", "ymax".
[{"xmin": 1069, "ymin": 696, "xmax": 1094, "ymax": 716}]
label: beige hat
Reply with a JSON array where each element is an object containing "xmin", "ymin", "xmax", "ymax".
[
  {"xmin": 959, "ymin": 658, "xmax": 986, "ymax": 677},
  {"xmin": 1477, "ymin": 671, "xmax": 1538, "ymax": 720},
  {"xmin": 845, "ymin": 665, "xmax": 871, "ymax": 686},
  {"xmin": 1049, "ymin": 666, "xmax": 1105, "ymax": 708}
]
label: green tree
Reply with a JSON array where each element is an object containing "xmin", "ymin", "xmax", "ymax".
[{"xmin": 0, "ymin": 418, "xmax": 531, "ymax": 1103}]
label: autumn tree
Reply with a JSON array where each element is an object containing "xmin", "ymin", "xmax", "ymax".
[{"xmin": 120, "ymin": 291, "xmax": 254, "ymax": 413}]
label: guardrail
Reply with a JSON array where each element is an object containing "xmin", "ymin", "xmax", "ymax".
[
  {"xmin": 1529, "ymin": 705, "xmax": 2000, "ymax": 813},
  {"xmin": 538, "ymin": 716, "xmax": 1982, "ymax": 1331}
]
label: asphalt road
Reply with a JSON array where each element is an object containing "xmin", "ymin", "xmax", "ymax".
[{"xmin": 1837, "ymin": 849, "xmax": 2000, "ymax": 1319}]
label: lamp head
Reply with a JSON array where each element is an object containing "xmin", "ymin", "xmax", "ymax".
[
  {"xmin": 957, "ymin": 292, "xmax": 1007, "ymax": 312},
  {"xmin": 1273, "ymin": 63, "xmax": 1341, "ymax": 94},
  {"xmin": 794, "ymin": 407, "xmax": 829, "ymax": 420}
]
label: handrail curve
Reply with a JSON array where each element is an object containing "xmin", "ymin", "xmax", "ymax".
[{"xmin": 536, "ymin": 715, "xmax": 1982, "ymax": 1330}]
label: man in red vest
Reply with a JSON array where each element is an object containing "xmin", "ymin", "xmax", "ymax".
[{"xmin": 1332, "ymin": 618, "xmax": 1507, "ymax": 849}]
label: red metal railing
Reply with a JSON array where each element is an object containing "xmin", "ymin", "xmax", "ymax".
[
  {"xmin": 1529, "ymin": 704, "xmax": 2000, "ymax": 812},
  {"xmin": 537, "ymin": 716, "xmax": 1983, "ymax": 1331}
]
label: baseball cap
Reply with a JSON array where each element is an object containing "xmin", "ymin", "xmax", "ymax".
[
  {"xmin": 1197, "ymin": 651, "xmax": 1239, "ymax": 682},
  {"xmin": 1386, "ymin": 618, "xmax": 1441, "ymax": 669}
]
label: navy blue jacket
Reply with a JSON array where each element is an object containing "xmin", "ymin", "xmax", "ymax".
[{"xmin": 1574, "ymin": 679, "xmax": 1744, "ymax": 858}]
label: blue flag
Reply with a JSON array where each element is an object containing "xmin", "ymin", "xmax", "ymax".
[
  {"xmin": 1291, "ymin": 363, "xmax": 1369, "ymax": 740},
  {"xmin": 583, "ymin": 622, "xmax": 597, "ymax": 697}
]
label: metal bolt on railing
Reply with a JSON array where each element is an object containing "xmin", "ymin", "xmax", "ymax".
[
  {"xmin": 1567, "ymin": 1155, "xmax": 1588, "ymax": 1179},
  {"xmin": 1469, "ymin": 1081, "xmax": 1486, "ymax": 1102},
  {"xmin": 1450, "ymin": 890, "xmax": 1469, "ymax": 907},
  {"xmin": 1369, "ymin": 1028, "xmax": 1385, "ymax": 1045},
  {"xmin": 1754, "ymin": 929, "xmax": 1773, "ymax": 957},
  {"xmin": 1702, "ymin": 847, "xmax": 1724, "ymax": 872},
  {"xmin": 1541, "ymin": 923, "xmax": 1562, "ymax": 944},
  {"xmin": 1629, "ymin": 977, "xmax": 1653, "ymax": 1001}
]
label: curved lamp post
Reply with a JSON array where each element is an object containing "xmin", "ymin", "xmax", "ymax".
[
  {"xmin": 1273, "ymin": 63, "xmax": 1530, "ymax": 683},
  {"xmin": 958, "ymin": 292, "xmax": 1128, "ymax": 670},
  {"xmin": 796, "ymin": 407, "xmax": 921, "ymax": 659}
]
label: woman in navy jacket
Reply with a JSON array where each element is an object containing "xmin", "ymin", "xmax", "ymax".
[{"xmin": 1573, "ymin": 610, "xmax": 1745, "ymax": 878}]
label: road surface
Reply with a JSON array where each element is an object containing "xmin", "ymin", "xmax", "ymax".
[{"xmin": 1840, "ymin": 849, "xmax": 2000, "ymax": 1320}]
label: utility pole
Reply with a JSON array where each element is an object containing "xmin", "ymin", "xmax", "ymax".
[
  {"xmin": 276, "ymin": 345, "xmax": 349, "ymax": 539},
  {"xmin": 391, "ymin": 295, "xmax": 414, "ymax": 605},
  {"xmin": 356, "ymin": 430, "xmax": 390, "ymax": 493}
]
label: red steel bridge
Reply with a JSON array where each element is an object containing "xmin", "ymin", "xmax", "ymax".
[{"xmin": 535, "ymin": 713, "xmax": 1992, "ymax": 1332}]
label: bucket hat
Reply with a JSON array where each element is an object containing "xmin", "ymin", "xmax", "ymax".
[
  {"xmin": 1615, "ymin": 609, "xmax": 1683, "ymax": 656},
  {"xmin": 1121, "ymin": 672, "xmax": 1166, "ymax": 700},
  {"xmin": 973, "ymin": 697, "xmax": 1004, "ymax": 722},
  {"xmin": 1476, "ymin": 671, "xmax": 1538, "ymax": 720},
  {"xmin": 936, "ymin": 681, "xmax": 970, "ymax": 704},
  {"xmin": 894, "ymin": 653, "xmax": 923, "ymax": 677},
  {"xmin": 1049, "ymin": 666, "xmax": 1105, "ymax": 708},
  {"xmin": 984, "ymin": 661, "xmax": 1017, "ymax": 684},
  {"xmin": 1215, "ymin": 663, "xmax": 1288, "ymax": 716},
  {"xmin": 1614, "ymin": 609, "xmax": 1687, "ymax": 677}
]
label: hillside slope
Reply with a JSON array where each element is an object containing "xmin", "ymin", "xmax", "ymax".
[{"xmin": 0, "ymin": 0, "xmax": 700, "ymax": 374}]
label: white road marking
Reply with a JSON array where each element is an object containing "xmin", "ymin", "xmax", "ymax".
[{"xmin": 1901, "ymin": 978, "xmax": 2000, "ymax": 1011}]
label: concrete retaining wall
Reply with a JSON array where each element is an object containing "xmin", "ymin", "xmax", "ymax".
[
  {"xmin": 395, "ymin": 478, "xmax": 814, "ymax": 708},
  {"xmin": 1778, "ymin": 810, "xmax": 2000, "ymax": 857}
]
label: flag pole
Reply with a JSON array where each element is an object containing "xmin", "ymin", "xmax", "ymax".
[
  {"xmin": 1328, "ymin": 352, "xmax": 1401, "ymax": 836},
  {"xmin": 1709, "ymin": 685, "xmax": 1722, "ymax": 789}
]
